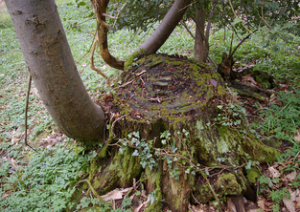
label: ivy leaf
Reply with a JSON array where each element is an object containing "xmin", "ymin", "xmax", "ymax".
[{"xmin": 132, "ymin": 149, "xmax": 139, "ymax": 156}]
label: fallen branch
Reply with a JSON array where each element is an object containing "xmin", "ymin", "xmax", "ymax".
[{"xmin": 24, "ymin": 74, "xmax": 38, "ymax": 153}]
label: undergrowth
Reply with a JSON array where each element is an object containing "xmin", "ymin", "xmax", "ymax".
[{"xmin": 0, "ymin": 144, "xmax": 96, "ymax": 212}]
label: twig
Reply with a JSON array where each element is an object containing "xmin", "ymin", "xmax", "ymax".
[
  {"xmin": 191, "ymin": 17, "xmax": 209, "ymax": 46},
  {"xmin": 113, "ymin": 0, "xmax": 128, "ymax": 29},
  {"xmin": 208, "ymin": 55, "xmax": 218, "ymax": 68},
  {"xmin": 111, "ymin": 114, "xmax": 128, "ymax": 138},
  {"xmin": 24, "ymin": 75, "xmax": 38, "ymax": 153},
  {"xmin": 0, "ymin": 20, "xmax": 14, "ymax": 32},
  {"xmin": 229, "ymin": 28, "xmax": 234, "ymax": 55},
  {"xmin": 228, "ymin": 29, "xmax": 258, "ymax": 59},
  {"xmin": 90, "ymin": 37, "xmax": 110, "ymax": 85},
  {"xmin": 67, "ymin": 17, "xmax": 94, "ymax": 31},
  {"xmin": 178, "ymin": 0, "xmax": 197, "ymax": 12},
  {"xmin": 102, "ymin": 13, "xmax": 117, "ymax": 20},
  {"xmin": 126, "ymin": 27, "xmax": 140, "ymax": 47},
  {"xmin": 180, "ymin": 21, "xmax": 195, "ymax": 39},
  {"xmin": 228, "ymin": 0, "xmax": 252, "ymax": 34}
]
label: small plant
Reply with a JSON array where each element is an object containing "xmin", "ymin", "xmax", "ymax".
[
  {"xmin": 0, "ymin": 144, "xmax": 96, "ymax": 212},
  {"xmin": 255, "ymin": 90, "xmax": 300, "ymax": 143},
  {"xmin": 213, "ymin": 101, "xmax": 248, "ymax": 129}
]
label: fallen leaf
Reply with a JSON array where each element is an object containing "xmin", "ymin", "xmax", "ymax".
[
  {"xmin": 268, "ymin": 166, "xmax": 280, "ymax": 178},
  {"xmin": 285, "ymin": 172, "xmax": 296, "ymax": 182},
  {"xmin": 241, "ymin": 74, "xmax": 257, "ymax": 86},
  {"xmin": 101, "ymin": 187, "xmax": 132, "ymax": 201},
  {"xmin": 210, "ymin": 79, "xmax": 218, "ymax": 87},
  {"xmin": 294, "ymin": 131, "xmax": 300, "ymax": 142},
  {"xmin": 283, "ymin": 190, "xmax": 296, "ymax": 212},
  {"xmin": 134, "ymin": 197, "xmax": 150, "ymax": 212},
  {"xmin": 188, "ymin": 203, "xmax": 205, "ymax": 212},
  {"xmin": 227, "ymin": 198, "xmax": 237, "ymax": 212},
  {"xmin": 257, "ymin": 196, "xmax": 267, "ymax": 210}
]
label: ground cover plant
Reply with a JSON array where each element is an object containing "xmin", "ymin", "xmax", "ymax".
[{"xmin": 1, "ymin": 0, "xmax": 300, "ymax": 211}]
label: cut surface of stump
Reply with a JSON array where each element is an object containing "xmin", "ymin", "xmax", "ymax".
[{"xmin": 82, "ymin": 54, "xmax": 279, "ymax": 212}]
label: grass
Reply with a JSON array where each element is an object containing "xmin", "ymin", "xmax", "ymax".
[{"xmin": 0, "ymin": 0, "xmax": 300, "ymax": 211}]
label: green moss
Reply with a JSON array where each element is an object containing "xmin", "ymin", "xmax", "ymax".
[
  {"xmin": 252, "ymin": 142, "xmax": 280, "ymax": 163},
  {"xmin": 98, "ymin": 144, "xmax": 108, "ymax": 159},
  {"xmin": 246, "ymin": 169, "xmax": 261, "ymax": 185},
  {"xmin": 216, "ymin": 173, "xmax": 243, "ymax": 196},
  {"xmin": 143, "ymin": 168, "xmax": 163, "ymax": 212},
  {"xmin": 124, "ymin": 49, "xmax": 147, "ymax": 69}
]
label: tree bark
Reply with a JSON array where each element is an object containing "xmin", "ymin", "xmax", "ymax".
[
  {"xmin": 91, "ymin": 0, "xmax": 125, "ymax": 70},
  {"xmin": 194, "ymin": 5, "xmax": 206, "ymax": 62},
  {"xmin": 5, "ymin": 0, "xmax": 105, "ymax": 143}
]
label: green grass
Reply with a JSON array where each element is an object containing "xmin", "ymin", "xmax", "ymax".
[{"xmin": 1, "ymin": 0, "xmax": 300, "ymax": 211}]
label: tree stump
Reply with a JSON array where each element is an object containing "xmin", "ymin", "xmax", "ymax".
[{"xmin": 77, "ymin": 54, "xmax": 279, "ymax": 212}]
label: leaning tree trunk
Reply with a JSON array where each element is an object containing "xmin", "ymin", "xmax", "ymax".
[
  {"xmin": 5, "ymin": 0, "xmax": 105, "ymax": 143},
  {"xmin": 72, "ymin": 54, "xmax": 279, "ymax": 212}
]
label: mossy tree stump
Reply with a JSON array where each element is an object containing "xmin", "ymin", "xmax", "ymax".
[{"xmin": 86, "ymin": 54, "xmax": 279, "ymax": 212}]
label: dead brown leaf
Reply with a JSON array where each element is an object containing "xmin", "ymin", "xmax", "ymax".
[
  {"xmin": 282, "ymin": 190, "xmax": 296, "ymax": 212},
  {"xmin": 241, "ymin": 74, "xmax": 257, "ymax": 86},
  {"xmin": 268, "ymin": 166, "xmax": 281, "ymax": 178}
]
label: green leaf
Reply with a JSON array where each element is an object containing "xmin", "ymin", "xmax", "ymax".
[
  {"xmin": 232, "ymin": 18, "xmax": 243, "ymax": 26},
  {"xmin": 122, "ymin": 197, "xmax": 131, "ymax": 207}
]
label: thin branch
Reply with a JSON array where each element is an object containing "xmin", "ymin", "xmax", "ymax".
[
  {"xmin": 208, "ymin": 55, "xmax": 218, "ymax": 68},
  {"xmin": 191, "ymin": 17, "xmax": 208, "ymax": 45},
  {"xmin": 205, "ymin": 0, "xmax": 217, "ymax": 40},
  {"xmin": 228, "ymin": 29, "xmax": 257, "ymax": 59},
  {"xmin": 113, "ymin": 0, "xmax": 128, "ymax": 29},
  {"xmin": 180, "ymin": 21, "xmax": 195, "ymax": 39},
  {"xmin": 102, "ymin": 13, "xmax": 117, "ymax": 20},
  {"xmin": 0, "ymin": 21, "xmax": 14, "ymax": 32},
  {"xmin": 90, "ymin": 37, "xmax": 111, "ymax": 85},
  {"xmin": 67, "ymin": 17, "xmax": 95, "ymax": 31},
  {"xmin": 126, "ymin": 27, "xmax": 140, "ymax": 47},
  {"xmin": 24, "ymin": 75, "xmax": 38, "ymax": 153},
  {"xmin": 229, "ymin": 28, "xmax": 234, "ymax": 55},
  {"xmin": 228, "ymin": 0, "xmax": 252, "ymax": 34}
]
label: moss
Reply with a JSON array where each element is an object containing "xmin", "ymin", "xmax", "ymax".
[
  {"xmin": 246, "ymin": 169, "xmax": 261, "ymax": 185},
  {"xmin": 98, "ymin": 144, "xmax": 108, "ymax": 159},
  {"xmin": 216, "ymin": 173, "xmax": 243, "ymax": 196},
  {"xmin": 252, "ymin": 142, "xmax": 280, "ymax": 163},
  {"xmin": 198, "ymin": 184, "xmax": 215, "ymax": 202},
  {"xmin": 143, "ymin": 167, "xmax": 163, "ymax": 212},
  {"xmin": 124, "ymin": 49, "xmax": 147, "ymax": 69},
  {"xmin": 233, "ymin": 87, "xmax": 266, "ymax": 102}
]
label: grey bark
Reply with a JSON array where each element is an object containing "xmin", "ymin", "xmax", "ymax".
[{"xmin": 5, "ymin": 0, "xmax": 105, "ymax": 142}]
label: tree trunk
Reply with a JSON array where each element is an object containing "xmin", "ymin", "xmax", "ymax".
[
  {"xmin": 5, "ymin": 0, "xmax": 105, "ymax": 143},
  {"xmin": 194, "ymin": 5, "xmax": 206, "ymax": 62},
  {"xmin": 73, "ymin": 54, "xmax": 279, "ymax": 212}
]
